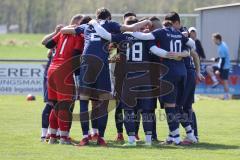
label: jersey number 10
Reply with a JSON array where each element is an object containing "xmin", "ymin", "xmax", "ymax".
[{"xmin": 170, "ymin": 40, "xmax": 182, "ymax": 52}]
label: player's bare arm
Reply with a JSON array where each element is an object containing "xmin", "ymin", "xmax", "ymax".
[
  {"xmin": 191, "ymin": 49, "xmax": 205, "ymax": 81},
  {"xmin": 120, "ymin": 19, "xmax": 152, "ymax": 32},
  {"xmin": 60, "ymin": 25, "xmax": 77, "ymax": 34},
  {"xmin": 41, "ymin": 24, "xmax": 63, "ymax": 45}
]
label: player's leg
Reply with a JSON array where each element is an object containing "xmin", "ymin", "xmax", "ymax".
[
  {"xmin": 134, "ymin": 109, "xmax": 141, "ymax": 141},
  {"xmin": 179, "ymin": 72, "xmax": 197, "ymax": 143},
  {"xmin": 191, "ymin": 110, "xmax": 198, "ymax": 140},
  {"xmin": 115, "ymin": 100, "xmax": 124, "ymax": 141},
  {"xmin": 48, "ymin": 101, "xmax": 59, "ymax": 144},
  {"xmin": 162, "ymin": 76, "xmax": 181, "ymax": 145},
  {"xmin": 206, "ymin": 65, "xmax": 219, "ymax": 87},
  {"xmin": 181, "ymin": 104, "xmax": 197, "ymax": 144},
  {"xmin": 142, "ymin": 109, "xmax": 154, "ymax": 146},
  {"xmin": 47, "ymin": 68, "xmax": 59, "ymax": 144},
  {"xmin": 92, "ymin": 100, "xmax": 109, "ymax": 146},
  {"xmin": 220, "ymin": 69, "xmax": 230, "ymax": 100},
  {"xmin": 78, "ymin": 99, "xmax": 90, "ymax": 146},
  {"xmin": 223, "ymin": 80, "xmax": 230, "ymax": 99},
  {"xmin": 56, "ymin": 100, "xmax": 73, "ymax": 145},
  {"xmin": 151, "ymin": 109, "xmax": 158, "ymax": 142},
  {"xmin": 141, "ymin": 99, "xmax": 155, "ymax": 146},
  {"xmin": 41, "ymin": 57, "xmax": 52, "ymax": 141},
  {"xmin": 90, "ymin": 100, "xmax": 99, "ymax": 140},
  {"xmin": 55, "ymin": 73, "xmax": 75, "ymax": 145},
  {"xmin": 123, "ymin": 108, "xmax": 136, "ymax": 147},
  {"xmin": 164, "ymin": 103, "xmax": 181, "ymax": 144},
  {"xmin": 41, "ymin": 102, "xmax": 53, "ymax": 141}
]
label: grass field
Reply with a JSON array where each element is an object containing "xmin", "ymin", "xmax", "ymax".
[
  {"xmin": 0, "ymin": 96, "xmax": 240, "ymax": 160},
  {"xmin": 0, "ymin": 34, "xmax": 47, "ymax": 59},
  {"xmin": 0, "ymin": 34, "xmax": 240, "ymax": 160}
]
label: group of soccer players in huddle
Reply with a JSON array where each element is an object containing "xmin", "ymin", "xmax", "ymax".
[{"xmin": 40, "ymin": 8, "xmax": 205, "ymax": 147}]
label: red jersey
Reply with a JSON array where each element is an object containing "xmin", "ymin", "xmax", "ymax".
[{"xmin": 50, "ymin": 32, "xmax": 84, "ymax": 67}]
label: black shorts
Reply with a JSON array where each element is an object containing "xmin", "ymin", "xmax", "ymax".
[
  {"xmin": 212, "ymin": 66, "xmax": 229, "ymax": 80},
  {"xmin": 220, "ymin": 69, "xmax": 229, "ymax": 80}
]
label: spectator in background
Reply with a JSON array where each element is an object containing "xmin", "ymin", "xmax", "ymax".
[
  {"xmin": 189, "ymin": 27, "xmax": 206, "ymax": 60},
  {"xmin": 206, "ymin": 33, "xmax": 231, "ymax": 100}
]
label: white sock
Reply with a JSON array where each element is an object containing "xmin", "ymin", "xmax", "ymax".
[
  {"xmin": 60, "ymin": 131, "xmax": 69, "ymax": 138},
  {"xmin": 83, "ymin": 135, "xmax": 88, "ymax": 138},
  {"xmin": 171, "ymin": 128, "xmax": 180, "ymax": 137},
  {"xmin": 92, "ymin": 128, "xmax": 98, "ymax": 134},
  {"xmin": 145, "ymin": 135, "xmax": 152, "ymax": 144},
  {"xmin": 172, "ymin": 128, "xmax": 181, "ymax": 144},
  {"xmin": 185, "ymin": 125, "xmax": 192, "ymax": 133},
  {"xmin": 211, "ymin": 76, "xmax": 218, "ymax": 83},
  {"xmin": 41, "ymin": 128, "xmax": 48, "ymax": 137},
  {"xmin": 128, "ymin": 136, "xmax": 135, "ymax": 143},
  {"xmin": 47, "ymin": 128, "xmax": 51, "ymax": 135},
  {"xmin": 49, "ymin": 128, "xmax": 57, "ymax": 135},
  {"xmin": 56, "ymin": 129, "xmax": 60, "ymax": 136}
]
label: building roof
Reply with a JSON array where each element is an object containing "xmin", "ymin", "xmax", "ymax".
[{"xmin": 195, "ymin": 3, "xmax": 240, "ymax": 11}]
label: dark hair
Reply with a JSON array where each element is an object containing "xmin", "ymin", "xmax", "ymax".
[
  {"xmin": 125, "ymin": 18, "xmax": 139, "ymax": 25},
  {"xmin": 162, "ymin": 20, "xmax": 172, "ymax": 27},
  {"xmin": 70, "ymin": 14, "xmax": 83, "ymax": 24},
  {"xmin": 149, "ymin": 16, "xmax": 160, "ymax": 22},
  {"xmin": 180, "ymin": 26, "xmax": 188, "ymax": 33},
  {"xmin": 123, "ymin": 12, "xmax": 136, "ymax": 20},
  {"xmin": 213, "ymin": 33, "xmax": 222, "ymax": 41},
  {"xmin": 80, "ymin": 16, "xmax": 92, "ymax": 25},
  {"xmin": 165, "ymin": 11, "xmax": 180, "ymax": 23},
  {"xmin": 139, "ymin": 17, "xmax": 148, "ymax": 22},
  {"xmin": 96, "ymin": 8, "xmax": 111, "ymax": 20}
]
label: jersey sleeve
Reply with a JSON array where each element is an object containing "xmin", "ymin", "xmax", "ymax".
[
  {"xmin": 109, "ymin": 21, "xmax": 121, "ymax": 33},
  {"xmin": 75, "ymin": 24, "xmax": 88, "ymax": 34},
  {"xmin": 146, "ymin": 40, "xmax": 156, "ymax": 49},
  {"xmin": 111, "ymin": 33, "xmax": 128, "ymax": 43},
  {"xmin": 151, "ymin": 29, "xmax": 164, "ymax": 40},
  {"xmin": 45, "ymin": 32, "xmax": 61, "ymax": 49}
]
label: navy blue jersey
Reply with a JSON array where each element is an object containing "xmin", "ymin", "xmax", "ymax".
[
  {"xmin": 75, "ymin": 21, "xmax": 121, "ymax": 62},
  {"xmin": 112, "ymin": 33, "xmax": 159, "ymax": 63},
  {"xmin": 151, "ymin": 27, "xmax": 189, "ymax": 76}
]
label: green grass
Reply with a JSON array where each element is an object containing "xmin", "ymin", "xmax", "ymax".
[
  {"xmin": 0, "ymin": 34, "xmax": 47, "ymax": 59},
  {"xmin": 0, "ymin": 95, "xmax": 239, "ymax": 160}
]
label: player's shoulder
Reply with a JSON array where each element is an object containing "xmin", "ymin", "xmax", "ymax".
[
  {"xmin": 152, "ymin": 28, "xmax": 166, "ymax": 35},
  {"xmin": 105, "ymin": 20, "xmax": 120, "ymax": 25}
]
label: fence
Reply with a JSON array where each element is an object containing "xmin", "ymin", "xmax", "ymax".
[{"xmin": 0, "ymin": 59, "xmax": 239, "ymax": 96}]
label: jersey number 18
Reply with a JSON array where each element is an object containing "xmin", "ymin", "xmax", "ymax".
[{"xmin": 126, "ymin": 42, "xmax": 143, "ymax": 61}]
